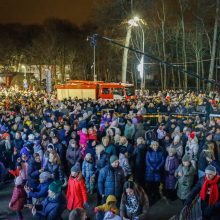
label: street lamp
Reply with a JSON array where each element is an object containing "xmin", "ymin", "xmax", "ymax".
[{"xmin": 128, "ymin": 16, "xmax": 145, "ymax": 89}]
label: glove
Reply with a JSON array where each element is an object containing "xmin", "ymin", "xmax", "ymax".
[
  {"xmin": 94, "ymin": 207, "xmax": 99, "ymax": 213},
  {"xmin": 84, "ymin": 202, "xmax": 90, "ymax": 209},
  {"xmin": 204, "ymin": 206, "xmax": 214, "ymax": 217}
]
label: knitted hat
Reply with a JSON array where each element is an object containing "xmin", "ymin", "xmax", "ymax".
[
  {"xmin": 28, "ymin": 134, "xmax": 35, "ymax": 141},
  {"xmin": 205, "ymin": 165, "xmax": 217, "ymax": 175},
  {"xmin": 71, "ymin": 162, "xmax": 81, "ymax": 173},
  {"xmin": 15, "ymin": 176, "xmax": 23, "ymax": 185},
  {"xmin": 48, "ymin": 180, "xmax": 62, "ymax": 193},
  {"xmin": 39, "ymin": 172, "xmax": 51, "ymax": 182},
  {"xmin": 110, "ymin": 155, "xmax": 119, "ymax": 164},
  {"xmin": 174, "ymin": 135, "xmax": 180, "ymax": 143},
  {"xmin": 189, "ymin": 132, "xmax": 195, "ymax": 139},
  {"xmin": 182, "ymin": 154, "xmax": 191, "ymax": 162}
]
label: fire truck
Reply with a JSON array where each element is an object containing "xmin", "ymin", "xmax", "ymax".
[{"xmin": 55, "ymin": 80, "xmax": 136, "ymax": 100}]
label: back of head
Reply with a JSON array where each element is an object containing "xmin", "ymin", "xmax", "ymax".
[{"xmin": 69, "ymin": 208, "xmax": 86, "ymax": 220}]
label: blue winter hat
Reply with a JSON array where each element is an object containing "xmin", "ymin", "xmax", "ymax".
[{"xmin": 71, "ymin": 162, "xmax": 81, "ymax": 173}]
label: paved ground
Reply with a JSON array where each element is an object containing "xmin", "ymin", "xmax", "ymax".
[{"xmin": 0, "ymin": 182, "xmax": 183, "ymax": 220}]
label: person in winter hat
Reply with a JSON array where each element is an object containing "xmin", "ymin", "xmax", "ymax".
[
  {"xmin": 25, "ymin": 171, "xmax": 52, "ymax": 201},
  {"xmin": 185, "ymin": 165, "xmax": 220, "ymax": 219},
  {"xmin": 164, "ymin": 147, "xmax": 179, "ymax": 200},
  {"xmin": 32, "ymin": 180, "xmax": 66, "ymax": 220},
  {"xmin": 175, "ymin": 154, "xmax": 196, "ymax": 203},
  {"xmin": 82, "ymin": 153, "xmax": 96, "ymax": 194},
  {"xmin": 9, "ymin": 176, "xmax": 27, "ymax": 220},
  {"xmin": 66, "ymin": 162, "xmax": 88, "ymax": 210},
  {"xmin": 94, "ymin": 195, "xmax": 119, "ymax": 220}
]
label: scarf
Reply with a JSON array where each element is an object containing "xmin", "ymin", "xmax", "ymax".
[
  {"xmin": 200, "ymin": 175, "xmax": 219, "ymax": 205},
  {"xmin": 125, "ymin": 195, "xmax": 139, "ymax": 214}
]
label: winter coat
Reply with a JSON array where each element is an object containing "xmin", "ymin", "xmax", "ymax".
[
  {"xmin": 105, "ymin": 144, "xmax": 117, "ymax": 156},
  {"xmin": 120, "ymin": 185, "xmax": 149, "ymax": 220},
  {"xmin": 82, "ymin": 159, "xmax": 95, "ymax": 192},
  {"xmin": 98, "ymin": 165, "xmax": 125, "ymax": 199},
  {"xmin": 124, "ymin": 124, "xmax": 135, "ymax": 140},
  {"xmin": 11, "ymin": 138, "xmax": 24, "ymax": 151},
  {"xmin": 27, "ymin": 159, "xmax": 41, "ymax": 188},
  {"xmin": 66, "ymin": 174, "xmax": 88, "ymax": 210},
  {"xmin": 164, "ymin": 155, "xmax": 179, "ymax": 190},
  {"xmin": 95, "ymin": 151, "xmax": 109, "ymax": 172},
  {"xmin": 185, "ymin": 138, "xmax": 199, "ymax": 161},
  {"xmin": 119, "ymin": 153, "xmax": 131, "ymax": 177},
  {"xmin": 88, "ymin": 130, "xmax": 97, "ymax": 141},
  {"xmin": 44, "ymin": 162, "xmax": 64, "ymax": 182},
  {"xmin": 9, "ymin": 185, "xmax": 27, "ymax": 211},
  {"xmin": 175, "ymin": 164, "xmax": 195, "ymax": 200},
  {"xmin": 35, "ymin": 193, "xmax": 66, "ymax": 220},
  {"xmin": 134, "ymin": 123, "xmax": 146, "ymax": 141},
  {"xmin": 171, "ymin": 142, "xmax": 183, "ymax": 159},
  {"xmin": 186, "ymin": 177, "xmax": 220, "ymax": 220},
  {"xmin": 79, "ymin": 130, "xmax": 88, "ymax": 146},
  {"xmin": 28, "ymin": 181, "xmax": 51, "ymax": 199},
  {"xmin": 66, "ymin": 146, "xmax": 82, "ymax": 167},
  {"xmin": 134, "ymin": 144, "xmax": 147, "ymax": 187},
  {"xmin": 53, "ymin": 142, "xmax": 66, "ymax": 162},
  {"xmin": 96, "ymin": 195, "xmax": 119, "ymax": 214},
  {"xmin": 145, "ymin": 149, "xmax": 164, "ymax": 182}
]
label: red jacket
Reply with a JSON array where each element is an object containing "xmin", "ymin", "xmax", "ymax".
[
  {"xmin": 9, "ymin": 186, "xmax": 26, "ymax": 211},
  {"xmin": 88, "ymin": 130, "xmax": 97, "ymax": 141},
  {"xmin": 66, "ymin": 174, "xmax": 88, "ymax": 210}
]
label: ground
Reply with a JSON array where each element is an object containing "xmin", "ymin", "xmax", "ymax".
[{"xmin": 0, "ymin": 181, "xmax": 183, "ymax": 220}]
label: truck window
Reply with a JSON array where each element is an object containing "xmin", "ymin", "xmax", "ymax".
[
  {"xmin": 102, "ymin": 88, "xmax": 110, "ymax": 94},
  {"xmin": 113, "ymin": 88, "xmax": 124, "ymax": 96}
]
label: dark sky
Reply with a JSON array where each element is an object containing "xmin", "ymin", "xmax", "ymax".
[{"xmin": 0, "ymin": 0, "xmax": 96, "ymax": 26}]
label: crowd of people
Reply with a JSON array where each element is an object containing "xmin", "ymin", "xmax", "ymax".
[{"xmin": 0, "ymin": 88, "xmax": 220, "ymax": 220}]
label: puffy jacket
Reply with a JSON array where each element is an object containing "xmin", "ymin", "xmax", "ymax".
[
  {"xmin": 95, "ymin": 151, "xmax": 109, "ymax": 172},
  {"xmin": 44, "ymin": 162, "xmax": 64, "ymax": 182},
  {"xmin": 96, "ymin": 195, "xmax": 119, "ymax": 214},
  {"xmin": 9, "ymin": 185, "xmax": 27, "ymax": 211},
  {"xmin": 98, "ymin": 165, "xmax": 125, "ymax": 198},
  {"xmin": 66, "ymin": 174, "xmax": 88, "ymax": 210},
  {"xmin": 145, "ymin": 149, "xmax": 164, "ymax": 182},
  {"xmin": 28, "ymin": 181, "xmax": 51, "ymax": 199},
  {"xmin": 82, "ymin": 160, "xmax": 95, "ymax": 186},
  {"xmin": 27, "ymin": 159, "xmax": 41, "ymax": 188},
  {"xmin": 66, "ymin": 146, "xmax": 81, "ymax": 167},
  {"xmin": 35, "ymin": 193, "xmax": 66, "ymax": 220},
  {"xmin": 175, "ymin": 164, "xmax": 196, "ymax": 200},
  {"xmin": 11, "ymin": 138, "xmax": 24, "ymax": 151},
  {"xmin": 124, "ymin": 124, "xmax": 135, "ymax": 140}
]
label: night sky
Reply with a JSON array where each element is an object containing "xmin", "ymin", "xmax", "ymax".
[{"xmin": 0, "ymin": 0, "xmax": 96, "ymax": 26}]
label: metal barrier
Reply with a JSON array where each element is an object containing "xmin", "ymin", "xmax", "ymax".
[{"xmin": 169, "ymin": 197, "xmax": 202, "ymax": 220}]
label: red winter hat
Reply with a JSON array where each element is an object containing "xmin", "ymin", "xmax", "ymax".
[
  {"xmin": 2, "ymin": 132, "xmax": 10, "ymax": 139},
  {"xmin": 189, "ymin": 132, "xmax": 195, "ymax": 139}
]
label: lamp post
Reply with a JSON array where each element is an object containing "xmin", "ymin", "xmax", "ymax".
[
  {"xmin": 21, "ymin": 65, "xmax": 28, "ymax": 90},
  {"xmin": 128, "ymin": 16, "xmax": 145, "ymax": 89}
]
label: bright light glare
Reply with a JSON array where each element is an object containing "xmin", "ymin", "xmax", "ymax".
[
  {"xmin": 133, "ymin": 16, "xmax": 140, "ymax": 22},
  {"xmin": 137, "ymin": 57, "xmax": 144, "ymax": 79}
]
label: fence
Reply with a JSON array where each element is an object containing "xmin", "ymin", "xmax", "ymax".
[{"xmin": 169, "ymin": 197, "xmax": 202, "ymax": 220}]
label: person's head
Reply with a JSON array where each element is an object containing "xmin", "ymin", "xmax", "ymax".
[
  {"xmin": 47, "ymin": 144, "xmax": 54, "ymax": 153},
  {"xmin": 173, "ymin": 135, "xmax": 180, "ymax": 145},
  {"xmin": 102, "ymin": 136, "xmax": 110, "ymax": 147},
  {"xmin": 48, "ymin": 180, "xmax": 62, "ymax": 198},
  {"xmin": 39, "ymin": 172, "xmax": 51, "ymax": 183},
  {"xmin": 123, "ymin": 181, "xmax": 136, "ymax": 197},
  {"xmin": 105, "ymin": 195, "xmax": 117, "ymax": 207},
  {"xmin": 95, "ymin": 144, "xmax": 105, "ymax": 155},
  {"xmin": 182, "ymin": 154, "xmax": 191, "ymax": 167},
  {"xmin": 69, "ymin": 139, "xmax": 78, "ymax": 148},
  {"xmin": 52, "ymin": 136, "xmax": 59, "ymax": 144},
  {"xmin": 85, "ymin": 153, "xmax": 92, "ymax": 162},
  {"xmin": 69, "ymin": 208, "xmax": 87, "ymax": 220},
  {"xmin": 150, "ymin": 141, "xmax": 159, "ymax": 151},
  {"xmin": 136, "ymin": 137, "xmax": 145, "ymax": 145},
  {"xmin": 34, "ymin": 153, "xmax": 41, "ymax": 163},
  {"xmin": 49, "ymin": 150, "xmax": 61, "ymax": 164},
  {"xmin": 205, "ymin": 165, "xmax": 217, "ymax": 180},
  {"xmin": 167, "ymin": 147, "xmax": 176, "ymax": 156},
  {"xmin": 15, "ymin": 131, "xmax": 21, "ymax": 140},
  {"xmin": 120, "ymin": 136, "xmax": 128, "ymax": 145},
  {"xmin": 71, "ymin": 162, "xmax": 81, "ymax": 178},
  {"xmin": 110, "ymin": 155, "xmax": 119, "ymax": 168}
]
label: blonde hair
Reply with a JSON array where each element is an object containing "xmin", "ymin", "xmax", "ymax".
[{"xmin": 137, "ymin": 137, "xmax": 145, "ymax": 145}]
